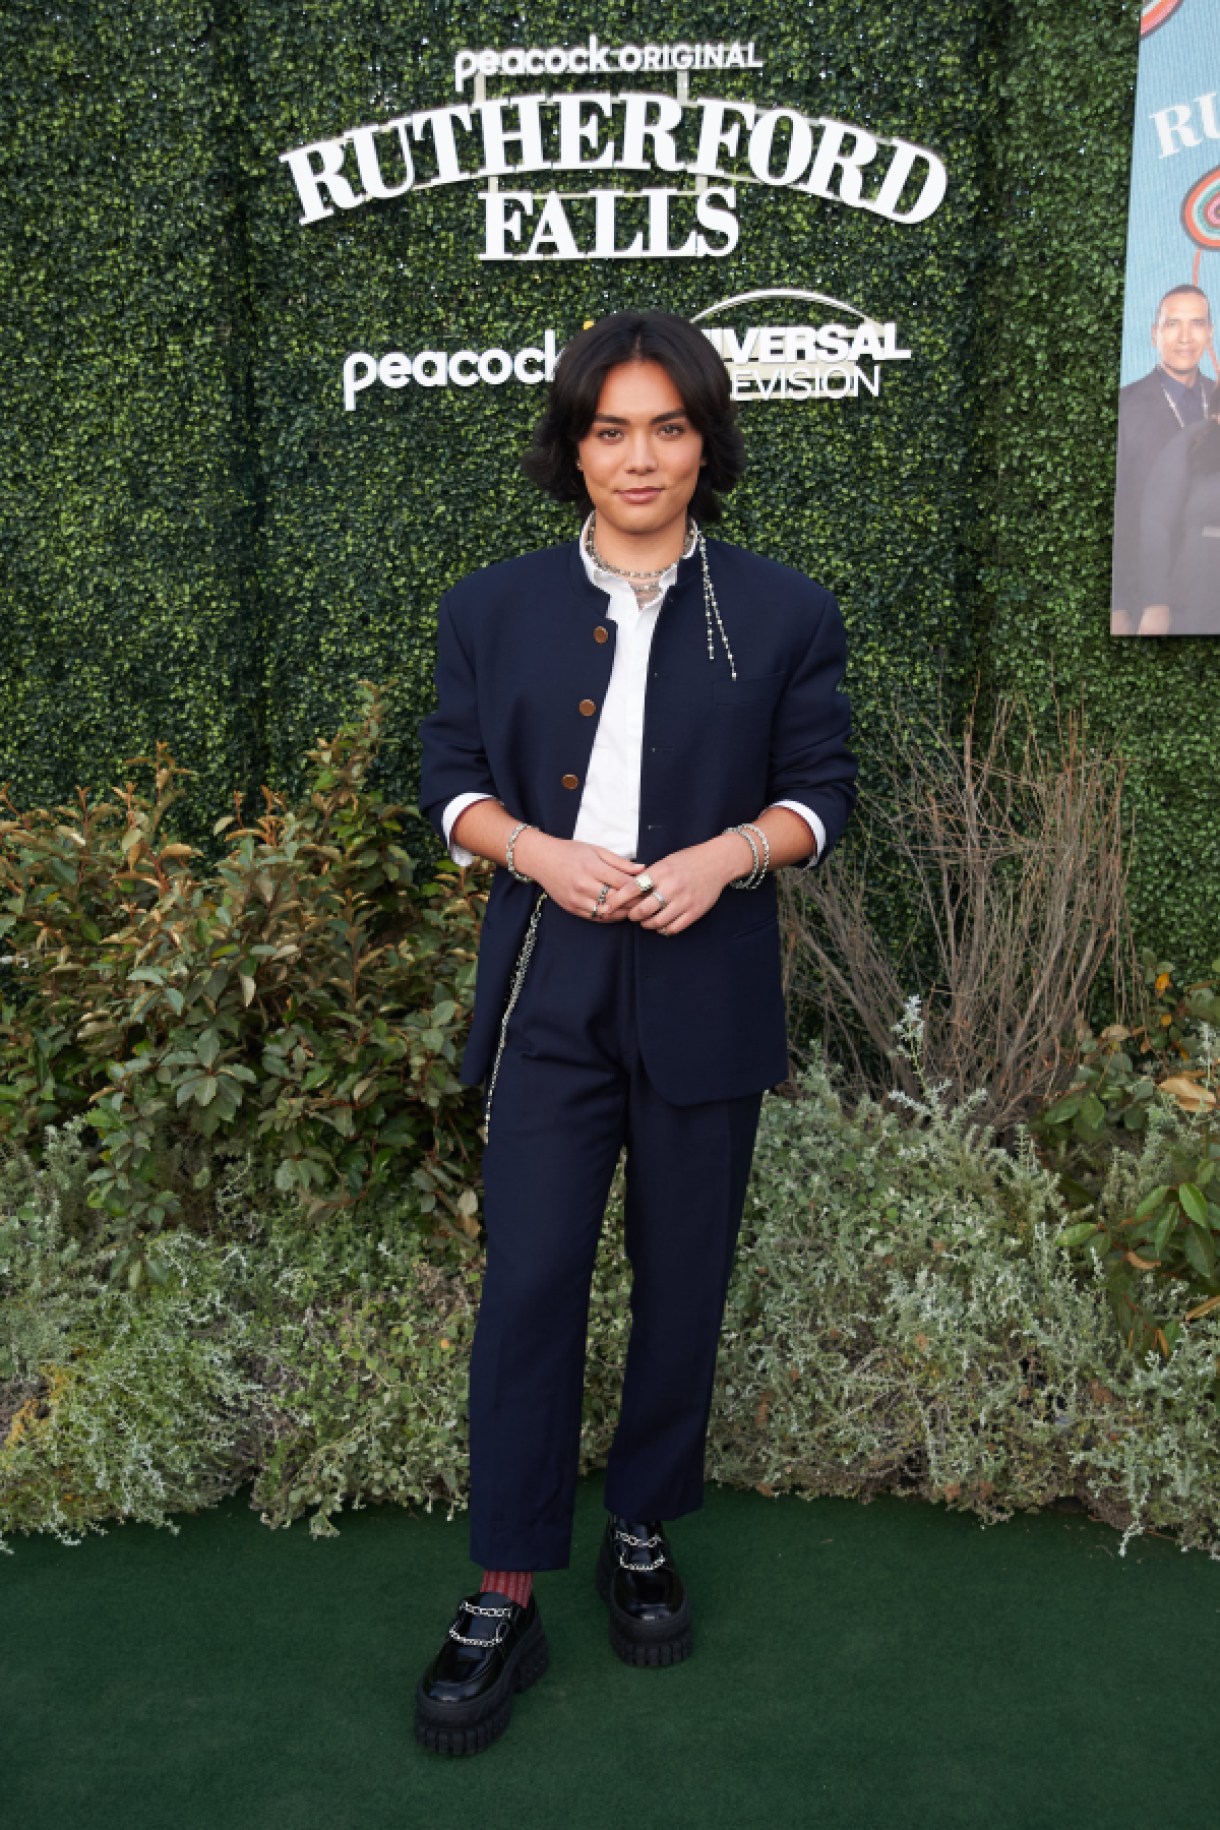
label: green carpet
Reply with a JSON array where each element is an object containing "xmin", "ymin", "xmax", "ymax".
[{"xmin": 3, "ymin": 1478, "xmax": 1217, "ymax": 1830}]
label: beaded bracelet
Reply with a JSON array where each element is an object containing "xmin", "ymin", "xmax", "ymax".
[
  {"xmin": 740, "ymin": 820, "xmax": 771, "ymax": 885},
  {"xmin": 505, "ymin": 820, "xmax": 536, "ymax": 882},
  {"xmin": 724, "ymin": 823, "xmax": 767, "ymax": 890}
]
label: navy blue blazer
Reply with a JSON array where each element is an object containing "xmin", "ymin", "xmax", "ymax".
[{"xmin": 418, "ymin": 535, "xmax": 857, "ymax": 1106}]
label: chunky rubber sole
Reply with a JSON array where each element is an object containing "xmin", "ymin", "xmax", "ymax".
[
  {"xmin": 413, "ymin": 1613, "xmax": 550, "ymax": 1756},
  {"xmin": 595, "ymin": 1541, "xmax": 694, "ymax": 1668}
]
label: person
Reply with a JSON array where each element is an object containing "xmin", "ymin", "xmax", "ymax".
[
  {"xmin": 414, "ymin": 309, "xmax": 857, "ymax": 1755},
  {"xmin": 1135, "ymin": 391, "xmax": 1220, "ymax": 635},
  {"xmin": 1112, "ymin": 283, "xmax": 1214, "ymax": 634}
]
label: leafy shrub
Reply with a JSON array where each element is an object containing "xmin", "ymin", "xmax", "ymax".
[
  {"xmin": 247, "ymin": 1206, "xmax": 482, "ymax": 1535},
  {"xmin": 705, "ymin": 1047, "xmax": 1220, "ymax": 1555},
  {"xmin": 1033, "ymin": 956, "xmax": 1220, "ymax": 1348},
  {"xmin": 1034, "ymin": 954, "xmax": 1220, "ymax": 1173},
  {"xmin": 0, "ymin": 1136, "xmax": 266, "ymax": 1544},
  {"xmin": 6, "ymin": 1060, "xmax": 1220, "ymax": 1556},
  {"xmin": 0, "ymin": 685, "xmax": 486, "ymax": 1285}
]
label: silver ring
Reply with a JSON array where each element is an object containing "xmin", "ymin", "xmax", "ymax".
[
  {"xmin": 636, "ymin": 872, "xmax": 655, "ymax": 894},
  {"xmin": 591, "ymin": 882, "xmax": 610, "ymax": 921},
  {"xmin": 650, "ymin": 888, "xmax": 667, "ymax": 909}
]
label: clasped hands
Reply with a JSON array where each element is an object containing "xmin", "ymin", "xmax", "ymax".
[{"xmin": 513, "ymin": 831, "xmax": 754, "ymax": 935}]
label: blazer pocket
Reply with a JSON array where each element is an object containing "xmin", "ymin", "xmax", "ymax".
[{"xmin": 713, "ymin": 669, "xmax": 786, "ymax": 707}]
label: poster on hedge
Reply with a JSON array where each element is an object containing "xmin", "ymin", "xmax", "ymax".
[{"xmin": 1112, "ymin": 0, "xmax": 1220, "ymax": 637}]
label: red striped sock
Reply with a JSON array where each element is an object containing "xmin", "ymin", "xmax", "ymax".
[{"xmin": 481, "ymin": 1569, "xmax": 533, "ymax": 1608}]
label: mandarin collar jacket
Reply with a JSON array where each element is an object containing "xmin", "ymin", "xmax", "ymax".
[{"xmin": 418, "ymin": 535, "xmax": 857, "ymax": 1105}]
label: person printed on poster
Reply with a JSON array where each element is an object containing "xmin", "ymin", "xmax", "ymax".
[
  {"xmin": 1136, "ymin": 384, "xmax": 1220, "ymax": 636},
  {"xmin": 1111, "ymin": 283, "xmax": 1215, "ymax": 636}
]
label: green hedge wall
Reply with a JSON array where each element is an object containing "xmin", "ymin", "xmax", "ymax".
[
  {"xmin": 5, "ymin": 2, "xmax": 1205, "ymax": 963},
  {"xmin": 0, "ymin": 3, "xmax": 265, "ymax": 819}
]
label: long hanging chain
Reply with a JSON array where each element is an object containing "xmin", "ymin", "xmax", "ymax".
[
  {"xmin": 698, "ymin": 532, "xmax": 736, "ymax": 680},
  {"xmin": 585, "ymin": 514, "xmax": 736, "ymax": 678},
  {"xmin": 482, "ymin": 887, "xmax": 548, "ymax": 1140}
]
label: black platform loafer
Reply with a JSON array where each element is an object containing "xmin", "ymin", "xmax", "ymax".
[
  {"xmin": 595, "ymin": 1516, "xmax": 693, "ymax": 1667},
  {"xmin": 413, "ymin": 1590, "xmax": 549, "ymax": 1755}
]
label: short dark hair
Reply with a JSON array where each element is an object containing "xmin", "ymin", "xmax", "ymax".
[
  {"xmin": 1154, "ymin": 283, "xmax": 1212, "ymax": 324},
  {"xmin": 521, "ymin": 310, "xmax": 746, "ymax": 522}
]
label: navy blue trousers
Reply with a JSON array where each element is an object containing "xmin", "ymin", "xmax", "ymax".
[{"xmin": 469, "ymin": 894, "xmax": 764, "ymax": 1572}]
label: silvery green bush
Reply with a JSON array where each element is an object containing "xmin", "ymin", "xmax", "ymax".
[{"xmin": 703, "ymin": 1055, "xmax": 1220, "ymax": 1553}]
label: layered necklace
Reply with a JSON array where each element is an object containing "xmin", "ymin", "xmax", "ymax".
[
  {"xmin": 584, "ymin": 513, "xmax": 737, "ymax": 679},
  {"xmin": 585, "ymin": 514, "xmax": 691, "ymax": 608}
]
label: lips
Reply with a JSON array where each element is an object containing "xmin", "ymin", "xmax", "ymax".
[{"xmin": 619, "ymin": 488, "xmax": 661, "ymax": 503}]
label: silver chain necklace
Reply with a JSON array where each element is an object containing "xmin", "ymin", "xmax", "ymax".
[
  {"xmin": 585, "ymin": 513, "xmax": 693, "ymax": 579},
  {"xmin": 584, "ymin": 514, "xmax": 736, "ymax": 678}
]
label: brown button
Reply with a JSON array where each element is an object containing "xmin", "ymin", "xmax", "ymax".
[
  {"xmin": 561, "ymin": 772, "xmax": 580, "ymax": 790},
  {"xmin": 593, "ymin": 625, "xmax": 609, "ymax": 643},
  {"xmin": 579, "ymin": 698, "xmax": 597, "ymax": 716}
]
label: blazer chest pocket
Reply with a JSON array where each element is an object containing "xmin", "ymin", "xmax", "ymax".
[{"xmin": 712, "ymin": 669, "xmax": 786, "ymax": 708}]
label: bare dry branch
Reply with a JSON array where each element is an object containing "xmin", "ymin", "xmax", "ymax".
[{"xmin": 781, "ymin": 696, "xmax": 1135, "ymax": 1137}]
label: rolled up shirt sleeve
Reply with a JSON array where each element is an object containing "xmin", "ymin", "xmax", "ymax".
[
  {"xmin": 442, "ymin": 792, "xmax": 500, "ymax": 868},
  {"xmin": 766, "ymin": 798, "xmax": 825, "ymax": 868}
]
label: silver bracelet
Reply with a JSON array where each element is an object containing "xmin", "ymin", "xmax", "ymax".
[
  {"xmin": 724, "ymin": 824, "xmax": 762, "ymax": 889},
  {"xmin": 505, "ymin": 820, "xmax": 536, "ymax": 882},
  {"xmin": 740, "ymin": 820, "xmax": 771, "ymax": 886}
]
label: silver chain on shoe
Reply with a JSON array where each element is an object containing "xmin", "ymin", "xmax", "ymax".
[
  {"xmin": 614, "ymin": 1526, "xmax": 669, "ymax": 1573},
  {"xmin": 447, "ymin": 1597, "xmax": 514, "ymax": 1648}
]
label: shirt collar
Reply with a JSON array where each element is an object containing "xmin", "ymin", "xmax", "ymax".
[
  {"xmin": 1159, "ymin": 365, "xmax": 1206, "ymax": 405},
  {"xmin": 578, "ymin": 512, "xmax": 699, "ymax": 592}
]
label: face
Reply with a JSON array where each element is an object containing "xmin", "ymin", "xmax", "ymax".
[
  {"xmin": 1152, "ymin": 291, "xmax": 1212, "ymax": 381},
  {"xmin": 575, "ymin": 358, "xmax": 705, "ymax": 543}
]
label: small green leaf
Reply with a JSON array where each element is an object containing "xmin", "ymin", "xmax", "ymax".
[
  {"xmin": 1179, "ymin": 1183, "xmax": 1208, "ymax": 1226},
  {"xmin": 1184, "ymin": 1224, "xmax": 1216, "ymax": 1280},
  {"xmin": 1152, "ymin": 1208, "xmax": 1177, "ymax": 1259},
  {"xmin": 1059, "ymin": 1221, "xmax": 1100, "ymax": 1248}
]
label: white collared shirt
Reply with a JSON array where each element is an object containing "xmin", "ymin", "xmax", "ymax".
[{"xmin": 442, "ymin": 517, "xmax": 825, "ymax": 868}]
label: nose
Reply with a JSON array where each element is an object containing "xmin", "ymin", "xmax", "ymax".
[{"xmin": 625, "ymin": 431, "xmax": 659, "ymax": 472}]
